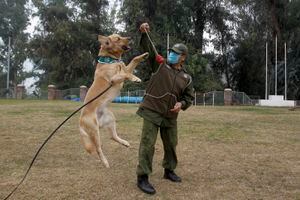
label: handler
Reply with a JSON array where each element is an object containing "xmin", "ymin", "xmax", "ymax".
[{"xmin": 136, "ymin": 22, "xmax": 194, "ymax": 195}]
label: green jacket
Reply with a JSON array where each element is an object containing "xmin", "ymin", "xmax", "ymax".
[{"xmin": 137, "ymin": 33, "xmax": 194, "ymax": 127}]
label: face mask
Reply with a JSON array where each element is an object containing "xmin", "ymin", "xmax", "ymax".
[{"xmin": 167, "ymin": 51, "xmax": 180, "ymax": 64}]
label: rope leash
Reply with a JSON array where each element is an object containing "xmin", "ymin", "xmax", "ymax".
[
  {"xmin": 143, "ymin": 28, "xmax": 158, "ymax": 56},
  {"xmin": 3, "ymin": 84, "xmax": 113, "ymax": 200}
]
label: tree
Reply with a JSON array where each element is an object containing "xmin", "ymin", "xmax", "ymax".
[
  {"xmin": 29, "ymin": 0, "xmax": 112, "ymax": 89},
  {"xmin": 226, "ymin": 1, "xmax": 268, "ymax": 96},
  {"xmin": 26, "ymin": 0, "xmax": 300, "ymax": 100},
  {"xmin": 119, "ymin": 0, "xmax": 226, "ymax": 91},
  {"xmin": 0, "ymin": 0, "xmax": 29, "ymax": 89},
  {"xmin": 285, "ymin": 0, "xmax": 300, "ymax": 99},
  {"xmin": 230, "ymin": 0, "xmax": 300, "ymax": 99}
]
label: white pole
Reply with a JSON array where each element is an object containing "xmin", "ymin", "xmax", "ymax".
[
  {"xmin": 284, "ymin": 42, "xmax": 287, "ymax": 100},
  {"xmin": 194, "ymin": 92, "xmax": 197, "ymax": 106},
  {"xmin": 6, "ymin": 36, "xmax": 11, "ymax": 98},
  {"xmin": 212, "ymin": 92, "xmax": 215, "ymax": 107},
  {"xmin": 167, "ymin": 33, "xmax": 169, "ymax": 60},
  {"xmin": 203, "ymin": 93, "xmax": 205, "ymax": 107},
  {"xmin": 265, "ymin": 42, "xmax": 268, "ymax": 100},
  {"xmin": 275, "ymin": 35, "xmax": 277, "ymax": 95}
]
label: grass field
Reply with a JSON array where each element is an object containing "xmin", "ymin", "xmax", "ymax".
[{"xmin": 0, "ymin": 100, "xmax": 299, "ymax": 200}]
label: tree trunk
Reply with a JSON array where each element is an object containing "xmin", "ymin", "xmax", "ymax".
[
  {"xmin": 269, "ymin": 0, "xmax": 281, "ymax": 40},
  {"xmin": 144, "ymin": 0, "xmax": 157, "ymax": 20},
  {"xmin": 193, "ymin": 1, "xmax": 206, "ymax": 54}
]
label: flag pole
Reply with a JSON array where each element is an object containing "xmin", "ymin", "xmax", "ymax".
[
  {"xmin": 167, "ymin": 33, "xmax": 169, "ymax": 60},
  {"xmin": 284, "ymin": 42, "xmax": 287, "ymax": 100},
  {"xmin": 275, "ymin": 35, "xmax": 277, "ymax": 95},
  {"xmin": 265, "ymin": 42, "xmax": 268, "ymax": 100},
  {"xmin": 6, "ymin": 36, "xmax": 11, "ymax": 98}
]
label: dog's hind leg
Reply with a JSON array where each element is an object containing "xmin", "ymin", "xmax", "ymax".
[
  {"xmin": 80, "ymin": 113, "xmax": 110, "ymax": 168},
  {"xmin": 107, "ymin": 114, "xmax": 130, "ymax": 147},
  {"xmin": 79, "ymin": 126, "xmax": 96, "ymax": 154},
  {"xmin": 94, "ymin": 132, "xmax": 110, "ymax": 168},
  {"xmin": 98, "ymin": 108, "xmax": 130, "ymax": 147}
]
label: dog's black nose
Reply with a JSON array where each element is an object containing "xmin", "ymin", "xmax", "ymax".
[{"xmin": 122, "ymin": 45, "xmax": 131, "ymax": 51}]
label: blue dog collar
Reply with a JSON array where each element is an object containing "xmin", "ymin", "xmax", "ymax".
[{"xmin": 97, "ymin": 56, "xmax": 122, "ymax": 64}]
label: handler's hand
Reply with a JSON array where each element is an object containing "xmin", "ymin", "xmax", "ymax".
[
  {"xmin": 170, "ymin": 102, "xmax": 182, "ymax": 113},
  {"xmin": 140, "ymin": 23, "xmax": 150, "ymax": 33}
]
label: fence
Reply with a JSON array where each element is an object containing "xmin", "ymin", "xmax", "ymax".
[
  {"xmin": 116, "ymin": 89, "xmax": 254, "ymax": 106},
  {"xmin": 194, "ymin": 90, "xmax": 254, "ymax": 106},
  {"xmin": 28, "ymin": 90, "xmax": 48, "ymax": 100},
  {"xmin": 55, "ymin": 88, "xmax": 80, "ymax": 101},
  {"xmin": 0, "ymin": 88, "xmax": 15, "ymax": 99},
  {"xmin": 0, "ymin": 84, "xmax": 255, "ymax": 106},
  {"xmin": 0, "ymin": 86, "xmax": 80, "ymax": 101}
]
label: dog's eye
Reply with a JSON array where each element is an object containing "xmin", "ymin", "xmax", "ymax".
[{"xmin": 117, "ymin": 37, "xmax": 121, "ymax": 41}]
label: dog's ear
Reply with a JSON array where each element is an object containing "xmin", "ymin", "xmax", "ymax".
[{"xmin": 98, "ymin": 35, "xmax": 111, "ymax": 47}]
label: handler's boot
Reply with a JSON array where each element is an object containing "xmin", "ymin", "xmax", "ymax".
[
  {"xmin": 137, "ymin": 175, "xmax": 156, "ymax": 195},
  {"xmin": 163, "ymin": 169, "xmax": 182, "ymax": 182}
]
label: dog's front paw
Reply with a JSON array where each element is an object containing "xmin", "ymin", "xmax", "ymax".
[
  {"xmin": 132, "ymin": 77, "xmax": 141, "ymax": 83},
  {"xmin": 134, "ymin": 52, "xmax": 149, "ymax": 62},
  {"xmin": 141, "ymin": 52, "xmax": 149, "ymax": 61}
]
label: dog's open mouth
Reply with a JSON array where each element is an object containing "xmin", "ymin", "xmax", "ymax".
[{"xmin": 122, "ymin": 45, "xmax": 131, "ymax": 51}]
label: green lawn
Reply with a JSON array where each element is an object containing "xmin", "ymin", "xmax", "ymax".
[{"xmin": 0, "ymin": 100, "xmax": 299, "ymax": 199}]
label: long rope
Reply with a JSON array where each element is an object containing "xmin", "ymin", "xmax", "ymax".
[
  {"xmin": 143, "ymin": 29, "xmax": 158, "ymax": 56},
  {"xmin": 3, "ymin": 84, "xmax": 113, "ymax": 200}
]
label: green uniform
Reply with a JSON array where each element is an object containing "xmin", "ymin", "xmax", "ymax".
[{"xmin": 136, "ymin": 33, "xmax": 194, "ymax": 176}]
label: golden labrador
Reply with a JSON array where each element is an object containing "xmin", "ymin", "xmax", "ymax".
[{"xmin": 79, "ymin": 34, "xmax": 148, "ymax": 168}]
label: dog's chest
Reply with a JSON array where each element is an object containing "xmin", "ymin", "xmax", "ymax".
[{"xmin": 95, "ymin": 63, "xmax": 125, "ymax": 77}]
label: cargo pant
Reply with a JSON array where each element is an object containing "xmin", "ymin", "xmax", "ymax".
[{"xmin": 136, "ymin": 118, "xmax": 178, "ymax": 176}]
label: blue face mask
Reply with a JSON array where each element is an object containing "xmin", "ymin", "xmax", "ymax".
[{"xmin": 167, "ymin": 51, "xmax": 180, "ymax": 64}]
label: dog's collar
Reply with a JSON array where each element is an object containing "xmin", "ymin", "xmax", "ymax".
[{"xmin": 97, "ymin": 56, "xmax": 122, "ymax": 64}]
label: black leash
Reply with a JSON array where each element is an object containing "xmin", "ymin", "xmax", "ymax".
[{"xmin": 3, "ymin": 84, "xmax": 113, "ymax": 200}]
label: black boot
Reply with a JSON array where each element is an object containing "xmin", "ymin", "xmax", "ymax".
[
  {"xmin": 163, "ymin": 169, "xmax": 182, "ymax": 182},
  {"xmin": 137, "ymin": 175, "xmax": 156, "ymax": 194}
]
